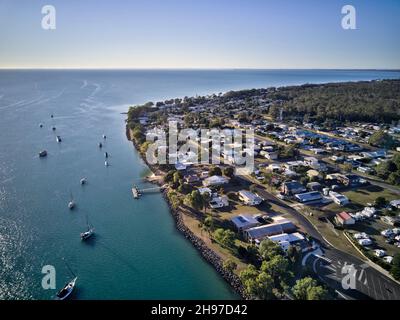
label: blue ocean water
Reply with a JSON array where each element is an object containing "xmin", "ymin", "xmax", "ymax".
[{"xmin": 0, "ymin": 69, "xmax": 399, "ymax": 300}]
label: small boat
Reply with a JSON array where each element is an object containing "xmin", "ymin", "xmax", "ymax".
[
  {"xmin": 56, "ymin": 136, "xmax": 62, "ymax": 143},
  {"xmin": 39, "ymin": 150, "xmax": 47, "ymax": 157},
  {"xmin": 39, "ymin": 123, "xmax": 44, "ymax": 128},
  {"xmin": 105, "ymin": 161, "xmax": 109, "ymax": 167},
  {"xmin": 104, "ymin": 152, "xmax": 109, "ymax": 158},
  {"xmin": 52, "ymin": 126, "xmax": 56, "ymax": 131},
  {"xmin": 56, "ymin": 260, "xmax": 77, "ymax": 300},
  {"xmin": 132, "ymin": 185, "xmax": 141, "ymax": 199},
  {"xmin": 103, "ymin": 134, "xmax": 107, "ymax": 139},
  {"xmin": 51, "ymin": 114, "xmax": 54, "ymax": 118},
  {"xmin": 68, "ymin": 193, "xmax": 76, "ymax": 210},
  {"xmin": 56, "ymin": 277, "xmax": 77, "ymax": 300},
  {"xmin": 80, "ymin": 216, "xmax": 95, "ymax": 241},
  {"xmin": 68, "ymin": 201, "xmax": 75, "ymax": 210},
  {"xmin": 98, "ymin": 142, "xmax": 103, "ymax": 148},
  {"xmin": 80, "ymin": 178, "xmax": 87, "ymax": 185}
]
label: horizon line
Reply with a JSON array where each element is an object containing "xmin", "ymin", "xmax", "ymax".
[{"xmin": 1, "ymin": 67, "xmax": 400, "ymax": 72}]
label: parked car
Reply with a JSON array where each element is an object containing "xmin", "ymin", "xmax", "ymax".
[
  {"xmin": 384, "ymin": 256, "xmax": 394, "ymax": 264},
  {"xmin": 374, "ymin": 249, "xmax": 386, "ymax": 258}
]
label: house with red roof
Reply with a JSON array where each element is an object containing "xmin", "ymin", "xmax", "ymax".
[{"xmin": 335, "ymin": 211, "xmax": 355, "ymax": 226}]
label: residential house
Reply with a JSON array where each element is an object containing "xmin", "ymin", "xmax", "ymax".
[
  {"xmin": 335, "ymin": 211, "xmax": 355, "ymax": 226},
  {"xmin": 281, "ymin": 181, "xmax": 307, "ymax": 196},
  {"xmin": 185, "ymin": 174, "xmax": 200, "ymax": 184},
  {"xmin": 295, "ymin": 191, "xmax": 323, "ymax": 203},
  {"xmin": 329, "ymin": 192, "xmax": 350, "ymax": 206},
  {"xmin": 244, "ymin": 219, "xmax": 297, "ymax": 243},
  {"xmin": 231, "ymin": 214, "xmax": 261, "ymax": 232},
  {"xmin": 381, "ymin": 216, "xmax": 400, "ymax": 226},
  {"xmin": 202, "ymin": 175, "xmax": 229, "ymax": 187},
  {"xmin": 238, "ymin": 190, "xmax": 263, "ymax": 206},
  {"xmin": 268, "ymin": 232, "xmax": 306, "ymax": 252},
  {"xmin": 209, "ymin": 195, "xmax": 229, "ymax": 209}
]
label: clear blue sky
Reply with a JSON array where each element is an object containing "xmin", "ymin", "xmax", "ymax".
[{"xmin": 0, "ymin": 0, "xmax": 399, "ymax": 69}]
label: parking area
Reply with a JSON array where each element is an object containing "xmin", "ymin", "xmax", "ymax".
[{"xmin": 312, "ymin": 249, "xmax": 400, "ymax": 300}]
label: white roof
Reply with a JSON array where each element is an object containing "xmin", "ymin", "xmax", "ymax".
[
  {"xmin": 198, "ymin": 187, "xmax": 212, "ymax": 195},
  {"xmin": 268, "ymin": 232, "xmax": 305, "ymax": 243},
  {"xmin": 238, "ymin": 190, "xmax": 262, "ymax": 202},
  {"xmin": 231, "ymin": 214, "xmax": 259, "ymax": 229},
  {"xmin": 203, "ymin": 175, "xmax": 229, "ymax": 186}
]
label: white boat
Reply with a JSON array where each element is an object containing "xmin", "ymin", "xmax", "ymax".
[
  {"xmin": 80, "ymin": 178, "xmax": 87, "ymax": 185},
  {"xmin": 56, "ymin": 136, "xmax": 62, "ymax": 143},
  {"xmin": 68, "ymin": 193, "xmax": 76, "ymax": 210},
  {"xmin": 105, "ymin": 161, "xmax": 109, "ymax": 167},
  {"xmin": 80, "ymin": 216, "xmax": 95, "ymax": 241},
  {"xmin": 56, "ymin": 277, "xmax": 77, "ymax": 300},
  {"xmin": 103, "ymin": 134, "xmax": 107, "ymax": 139}
]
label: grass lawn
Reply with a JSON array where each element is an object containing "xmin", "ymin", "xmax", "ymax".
[
  {"xmin": 296, "ymin": 206, "xmax": 365, "ymax": 259},
  {"xmin": 324, "ymin": 184, "xmax": 400, "ymax": 214},
  {"xmin": 182, "ymin": 212, "xmax": 248, "ymax": 274}
]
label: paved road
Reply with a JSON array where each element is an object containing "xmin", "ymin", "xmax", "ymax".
[{"xmin": 310, "ymin": 248, "xmax": 400, "ymax": 300}]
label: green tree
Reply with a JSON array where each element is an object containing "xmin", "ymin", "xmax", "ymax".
[
  {"xmin": 391, "ymin": 254, "xmax": 400, "ymax": 280},
  {"xmin": 375, "ymin": 196, "xmax": 388, "ymax": 208},
  {"xmin": 292, "ymin": 277, "xmax": 328, "ymax": 300},
  {"xmin": 184, "ymin": 190, "xmax": 204, "ymax": 211},
  {"xmin": 213, "ymin": 228, "xmax": 236, "ymax": 249},
  {"xmin": 388, "ymin": 171, "xmax": 400, "ymax": 186},
  {"xmin": 239, "ymin": 265, "xmax": 275, "ymax": 300},
  {"xmin": 369, "ymin": 130, "xmax": 396, "ymax": 149},
  {"xmin": 342, "ymin": 163, "xmax": 353, "ymax": 174},
  {"xmin": 204, "ymin": 215, "xmax": 215, "ymax": 233},
  {"xmin": 209, "ymin": 166, "xmax": 223, "ymax": 177},
  {"xmin": 259, "ymin": 240, "xmax": 283, "ymax": 261},
  {"xmin": 287, "ymin": 245, "xmax": 301, "ymax": 264},
  {"xmin": 376, "ymin": 160, "xmax": 397, "ymax": 180},
  {"xmin": 167, "ymin": 191, "xmax": 183, "ymax": 210},
  {"xmin": 201, "ymin": 192, "xmax": 211, "ymax": 214},
  {"xmin": 261, "ymin": 255, "xmax": 290, "ymax": 284},
  {"xmin": 164, "ymin": 170, "xmax": 176, "ymax": 184},
  {"xmin": 223, "ymin": 259, "xmax": 237, "ymax": 273},
  {"xmin": 223, "ymin": 167, "xmax": 235, "ymax": 178}
]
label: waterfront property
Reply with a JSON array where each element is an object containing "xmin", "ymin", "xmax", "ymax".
[
  {"xmin": 231, "ymin": 214, "xmax": 261, "ymax": 232},
  {"xmin": 244, "ymin": 218, "xmax": 297, "ymax": 243},
  {"xmin": 203, "ymin": 175, "xmax": 229, "ymax": 187}
]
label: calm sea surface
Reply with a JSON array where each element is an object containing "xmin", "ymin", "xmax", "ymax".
[{"xmin": 0, "ymin": 69, "xmax": 399, "ymax": 299}]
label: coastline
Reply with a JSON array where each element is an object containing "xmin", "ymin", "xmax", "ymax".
[{"xmin": 126, "ymin": 126, "xmax": 248, "ymax": 300}]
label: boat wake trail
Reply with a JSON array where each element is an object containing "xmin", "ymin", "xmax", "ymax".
[{"xmin": 96, "ymin": 239, "xmax": 140, "ymax": 274}]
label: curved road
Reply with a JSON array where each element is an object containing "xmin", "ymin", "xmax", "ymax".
[{"xmin": 238, "ymin": 176, "xmax": 400, "ymax": 300}]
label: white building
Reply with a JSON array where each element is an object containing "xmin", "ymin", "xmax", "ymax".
[
  {"xmin": 231, "ymin": 214, "xmax": 261, "ymax": 231},
  {"xmin": 202, "ymin": 175, "xmax": 229, "ymax": 187},
  {"xmin": 238, "ymin": 190, "xmax": 263, "ymax": 206},
  {"xmin": 209, "ymin": 195, "xmax": 229, "ymax": 209},
  {"xmin": 329, "ymin": 191, "xmax": 350, "ymax": 206},
  {"xmin": 268, "ymin": 232, "xmax": 305, "ymax": 252}
]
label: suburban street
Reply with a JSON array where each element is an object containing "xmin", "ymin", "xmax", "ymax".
[{"xmin": 237, "ymin": 175, "xmax": 400, "ymax": 300}]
